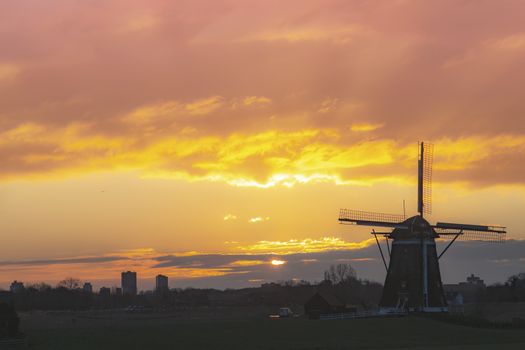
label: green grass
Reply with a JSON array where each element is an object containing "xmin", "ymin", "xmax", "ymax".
[{"xmin": 21, "ymin": 313, "xmax": 525, "ymax": 349}]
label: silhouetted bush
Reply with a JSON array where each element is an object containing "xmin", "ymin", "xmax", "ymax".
[{"xmin": 0, "ymin": 302, "xmax": 19, "ymax": 338}]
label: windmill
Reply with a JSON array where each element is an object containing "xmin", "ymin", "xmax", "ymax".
[{"xmin": 338, "ymin": 142, "xmax": 506, "ymax": 313}]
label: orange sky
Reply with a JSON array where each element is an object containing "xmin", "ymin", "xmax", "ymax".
[{"xmin": 1, "ymin": 0, "xmax": 524, "ymax": 290}]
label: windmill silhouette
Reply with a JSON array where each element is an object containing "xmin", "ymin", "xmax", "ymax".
[{"xmin": 339, "ymin": 142, "xmax": 506, "ymax": 313}]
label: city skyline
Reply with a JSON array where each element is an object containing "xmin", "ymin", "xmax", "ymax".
[{"xmin": 1, "ymin": 0, "xmax": 525, "ymax": 289}]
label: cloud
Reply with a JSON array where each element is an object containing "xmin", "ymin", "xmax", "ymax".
[
  {"xmin": 121, "ymin": 101, "xmax": 181, "ymax": 125},
  {"xmin": 223, "ymin": 214, "xmax": 237, "ymax": 221},
  {"xmin": 490, "ymin": 33, "xmax": 525, "ymax": 51},
  {"xmin": 3, "ymin": 239, "xmax": 525, "ymax": 290},
  {"xmin": 232, "ymin": 237, "xmax": 376, "ymax": 254},
  {"xmin": 241, "ymin": 25, "xmax": 362, "ymax": 44},
  {"xmin": 0, "ymin": 0, "xmax": 524, "ymax": 293},
  {"xmin": 118, "ymin": 14, "xmax": 159, "ymax": 34},
  {"xmin": 0, "ymin": 63, "xmax": 21, "ymax": 81},
  {"xmin": 242, "ymin": 96, "xmax": 271, "ymax": 107},
  {"xmin": 317, "ymin": 98, "xmax": 338, "ymax": 114},
  {"xmin": 248, "ymin": 216, "xmax": 270, "ymax": 223},
  {"xmin": 0, "ymin": 1, "xmax": 524, "ymax": 190},
  {"xmin": 350, "ymin": 123, "xmax": 384, "ymax": 132},
  {"xmin": 2, "ymin": 120, "xmax": 525, "ymax": 188},
  {"xmin": 0, "ymin": 256, "xmax": 127, "ymax": 266},
  {"xmin": 185, "ymin": 96, "xmax": 224, "ymax": 115}
]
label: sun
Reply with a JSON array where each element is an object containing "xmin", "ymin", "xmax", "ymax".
[{"xmin": 271, "ymin": 259, "xmax": 286, "ymax": 266}]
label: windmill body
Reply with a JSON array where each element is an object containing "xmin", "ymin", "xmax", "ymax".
[
  {"xmin": 339, "ymin": 142, "xmax": 505, "ymax": 313},
  {"xmin": 380, "ymin": 216, "xmax": 446, "ymax": 312}
]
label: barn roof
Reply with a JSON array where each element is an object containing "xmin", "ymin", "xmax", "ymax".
[{"xmin": 307, "ymin": 291, "xmax": 344, "ymax": 307}]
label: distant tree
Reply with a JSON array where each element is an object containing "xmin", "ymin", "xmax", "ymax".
[
  {"xmin": 323, "ymin": 264, "xmax": 357, "ymax": 285},
  {"xmin": 507, "ymin": 272, "xmax": 525, "ymax": 287},
  {"xmin": 57, "ymin": 277, "xmax": 81, "ymax": 290},
  {"xmin": 506, "ymin": 272, "xmax": 525, "ymax": 301},
  {"xmin": 27, "ymin": 282, "xmax": 52, "ymax": 292}
]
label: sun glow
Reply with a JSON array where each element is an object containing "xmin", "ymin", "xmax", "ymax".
[{"xmin": 271, "ymin": 259, "xmax": 286, "ymax": 266}]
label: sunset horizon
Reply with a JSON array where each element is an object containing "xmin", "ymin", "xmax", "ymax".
[{"xmin": 1, "ymin": 0, "xmax": 524, "ymax": 292}]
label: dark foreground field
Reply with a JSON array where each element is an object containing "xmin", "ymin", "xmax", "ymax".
[{"xmin": 18, "ymin": 308, "xmax": 525, "ymax": 350}]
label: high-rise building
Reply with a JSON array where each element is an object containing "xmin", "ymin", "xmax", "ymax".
[
  {"xmin": 83, "ymin": 282, "xmax": 93, "ymax": 294},
  {"xmin": 121, "ymin": 271, "xmax": 137, "ymax": 296},
  {"xmin": 155, "ymin": 274, "xmax": 169, "ymax": 292}
]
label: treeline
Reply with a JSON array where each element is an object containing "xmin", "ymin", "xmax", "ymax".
[
  {"xmin": 482, "ymin": 273, "xmax": 525, "ymax": 302},
  {"xmin": 1, "ymin": 264, "xmax": 382, "ymax": 311},
  {"xmin": 8, "ymin": 265, "xmax": 525, "ymax": 311}
]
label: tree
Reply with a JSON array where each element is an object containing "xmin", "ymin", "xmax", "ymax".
[
  {"xmin": 27, "ymin": 282, "xmax": 52, "ymax": 292},
  {"xmin": 323, "ymin": 263, "xmax": 357, "ymax": 285},
  {"xmin": 506, "ymin": 272, "xmax": 525, "ymax": 301},
  {"xmin": 57, "ymin": 277, "xmax": 81, "ymax": 290}
]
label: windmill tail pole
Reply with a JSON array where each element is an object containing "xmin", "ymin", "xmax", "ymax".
[
  {"xmin": 385, "ymin": 236, "xmax": 391, "ymax": 257},
  {"xmin": 438, "ymin": 230, "xmax": 462, "ymax": 259},
  {"xmin": 373, "ymin": 230, "xmax": 388, "ymax": 272}
]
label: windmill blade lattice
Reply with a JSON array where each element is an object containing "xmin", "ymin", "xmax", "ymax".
[
  {"xmin": 339, "ymin": 209, "xmax": 405, "ymax": 224},
  {"xmin": 421, "ymin": 142, "xmax": 433, "ymax": 216},
  {"xmin": 435, "ymin": 228, "xmax": 506, "ymax": 242}
]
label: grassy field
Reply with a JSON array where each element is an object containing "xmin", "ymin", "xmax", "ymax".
[{"xmin": 18, "ymin": 309, "xmax": 525, "ymax": 350}]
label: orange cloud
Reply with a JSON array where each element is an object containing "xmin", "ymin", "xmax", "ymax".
[
  {"xmin": 0, "ymin": 63, "xmax": 21, "ymax": 81},
  {"xmin": 232, "ymin": 237, "xmax": 376, "ymax": 255},
  {"xmin": 118, "ymin": 14, "xmax": 159, "ymax": 34},
  {"xmin": 350, "ymin": 123, "xmax": 384, "ymax": 132},
  {"xmin": 227, "ymin": 260, "xmax": 266, "ymax": 267},
  {"xmin": 242, "ymin": 25, "xmax": 362, "ymax": 44},
  {"xmin": 185, "ymin": 96, "xmax": 224, "ymax": 115},
  {"xmin": 2, "ymin": 120, "xmax": 525, "ymax": 188},
  {"xmin": 243, "ymin": 96, "xmax": 271, "ymax": 107},
  {"xmin": 0, "ymin": 237, "xmax": 376, "ymax": 285},
  {"xmin": 248, "ymin": 217, "xmax": 270, "ymax": 223},
  {"xmin": 223, "ymin": 214, "xmax": 237, "ymax": 221}
]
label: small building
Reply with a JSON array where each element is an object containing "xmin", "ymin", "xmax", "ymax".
[
  {"xmin": 156, "ymin": 274, "xmax": 169, "ymax": 292},
  {"xmin": 83, "ymin": 282, "xmax": 93, "ymax": 294},
  {"xmin": 304, "ymin": 291, "xmax": 347, "ymax": 319},
  {"xmin": 444, "ymin": 274, "xmax": 486, "ymax": 302},
  {"xmin": 465, "ymin": 274, "xmax": 485, "ymax": 287},
  {"xmin": 9, "ymin": 281, "xmax": 24, "ymax": 293},
  {"xmin": 278, "ymin": 307, "xmax": 293, "ymax": 318},
  {"xmin": 445, "ymin": 291, "xmax": 464, "ymax": 314},
  {"xmin": 99, "ymin": 287, "xmax": 111, "ymax": 297}
]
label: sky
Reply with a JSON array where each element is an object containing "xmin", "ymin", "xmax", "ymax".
[{"xmin": 1, "ymin": 0, "xmax": 525, "ymax": 291}]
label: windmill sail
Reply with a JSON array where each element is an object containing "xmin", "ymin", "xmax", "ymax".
[
  {"xmin": 418, "ymin": 142, "xmax": 434, "ymax": 217},
  {"xmin": 434, "ymin": 222, "xmax": 506, "ymax": 242},
  {"xmin": 339, "ymin": 209, "xmax": 406, "ymax": 228}
]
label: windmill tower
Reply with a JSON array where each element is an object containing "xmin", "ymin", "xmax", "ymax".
[{"xmin": 339, "ymin": 142, "xmax": 506, "ymax": 313}]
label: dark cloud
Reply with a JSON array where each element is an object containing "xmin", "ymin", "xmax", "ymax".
[
  {"xmin": 0, "ymin": 256, "xmax": 128, "ymax": 266},
  {"xmin": 152, "ymin": 254, "xmax": 269, "ymax": 269},
  {"xmin": 1, "ymin": 240, "xmax": 524, "ymax": 290},
  {"xmin": 153, "ymin": 240, "xmax": 525, "ymax": 288}
]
